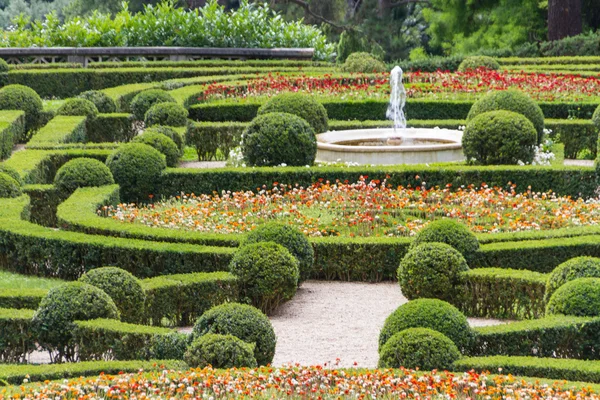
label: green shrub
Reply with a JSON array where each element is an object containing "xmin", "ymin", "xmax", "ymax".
[
  {"xmin": 229, "ymin": 242, "xmax": 299, "ymax": 314},
  {"xmin": 545, "ymin": 257, "xmax": 600, "ymax": 303},
  {"xmin": 106, "ymin": 143, "xmax": 167, "ymax": 202},
  {"xmin": 144, "ymin": 102, "xmax": 188, "ymax": 127},
  {"xmin": 458, "ymin": 56, "xmax": 501, "ymax": 72},
  {"xmin": 145, "ymin": 332, "xmax": 189, "ymax": 360},
  {"xmin": 257, "ymin": 93, "xmax": 328, "ymax": 133},
  {"xmin": 0, "ymin": 59, "xmax": 8, "ymax": 73},
  {"xmin": 342, "ymin": 52, "xmax": 387, "ymax": 73},
  {"xmin": 0, "ymin": 84, "xmax": 43, "ymax": 132},
  {"xmin": 244, "ymin": 222, "xmax": 314, "ymax": 283},
  {"xmin": 132, "ymin": 131, "xmax": 180, "ymax": 167},
  {"xmin": 56, "ymin": 98, "xmax": 99, "ymax": 119},
  {"xmin": 54, "ymin": 158, "xmax": 114, "ymax": 195},
  {"xmin": 0, "ymin": 172, "xmax": 21, "ymax": 198},
  {"xmin": 378, "ymin": 327, "xmax": 461, "ymax": 369},
  {"xmin": 593, "ymin": 104, "xmax": 600, "ymax": 130},
  {"xmin": 78, "ymin": 90, "xmax": 117, "ymax": 113},
  {"xmin": 130, "ymin": 90, "xmax": 176, "ymax": 121},
  {"xmin": 145, "ymin": 125, "xmax": 185, "ymax": 154},
  {"xmin": 467, "ymin": 90, "xmax": 545, "ymax": 142},
  {"xmin": 184, "ymin": 333, "xmax": 257, "ymax": 368},
  {"xmin": 398, "ymin": 242, "xmax": 469, "ymax": 302},
  {"xmin": 411, "ymin": 219, "xmax": 479, "ymax": 259},
  {"xmin": 79, "ymin": 267, "xmax": 146, "ymax": 324},
  {"xmin": 379, "ymin": 299, "xmax": 472, "ymax": 351},
  {"xmin": 463, "ymin": 110, "xmax": 537, "ymax": 165},
  {"xmin": 546, "ymin": 278, "xmax": 600, "ymax": 317},
  {"xmin": 0, "ymin": 164, "xmax": 22, "ymax": 185},
  {"xmin": 32, "ymin": 282, "xmax": 119, "ymax": 362},
  {"xmin": 192, "ymin": 302, "xmax": 276, "ymax": 366},
  {"xmin": 0, "ymin": 308, "xmax": 36, "ymax": 363},
  {"xmin": 242, "ymin": 112, "xmax": 317, "ymax": 167}
]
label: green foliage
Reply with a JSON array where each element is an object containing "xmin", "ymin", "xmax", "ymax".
[
  {"xmin": 54, "ymin": 157, "xmax": 114, "ymax": 195},
  {"xmin": 79, "ymin": 267, "xmax": 146, "ymax": 324},
  {"xmin": 336, "ymin": 31, "xmax": 371, "ymax": 63},
  {"xmin": 186, "ymin": 121, "xmax": 243, "ymax": 161},
  {"xmin": 411, "ymin": 219, "xmax": 479, "ymax": 258},
  {"xmin": 0, "ymin": 84, "xmax": 42, "ymax": 132},
  {"xmin": 0, "ymin": 59, "xmax": 8, "ymax": 73},
  {"xmin": 144, "ymin": 102, "xmax": 188, "ymax": 127},
  {"xmin": 378, "ymin": 327, "xmax": 461, "ymax": 369},
  {"xmin": 56, "ymin": 98, "xmax": 99, "ymax": 119},
  {"xmin": 184, "ymin": 333, "xmax": 257, "ymax": 369},
  {"xmin": 0, "ymin": 172, "xmax": 21, "ymax": 198},
  {"xmin": 130, "ymin": 90, "xmax": 176, "ymax": 121},
  {"xmin": 145, "ymin": 125, "xmax": 185, "ymax": 155},
  {"xmin": 463, "ymin": 110, "xmax": 537, "ymax": 165},
  {"xmin": 229, "ymin": 242, "xmax": 299, "ymax": 314},
  {"xmin": 0, "ymin": 163, "xmax": 22, "ymax": 185},
  {"xmin": 257, "ymin": 93, "xmax": 329, "ymax": 134},
  {"xmin": 342, "ymin": 52, "xmax": 387, "ymax": 73},
  {"xmin": 458, "ymin": 56, "xmax": 500, "ymax": 72},
  {"xmin": 145, "ymin": 332, "xmax": 189, "ymax": 361},
  {"xmin": 546, "ymin": 278, "xmax": 600, "ymax": 317},
  {"xmin": 242, "ymin": 112, "xmax": 316, "ymax": 167},
  {"xmin": 379, "ymin": 299, "xmax": 472, "ymax": 351},
  {"xmin": 545, "ymin": 257, "xmax": 600, "ymax": 303},
  {"xmin": 26, "ymin": 116, "xmax": 86, "ymax": 149},
  {"xmin": 397, "ymin": 242, "xmax": 469, "ymax": 302},
  {"xmin": 0, "ymin": 111, "xmax": 25, "ymax": 159},
  {"xmin": 593, "ymin": 105, "xmax": 600, "ymax": 130},
  {"xmin": 192, "ymin": 302, "xmax": 276, "ymax": 366},
  {"xmin": 0, "ymin": 308, "xmax": 36, "ymax": 363},
  {"xmin": 132, "ymin": 131, "xmax": 180, "ymax": 167},
  {"xmin": 77, "ymin": 90, "xmax": 117, "ymax": 113},
  {"xmin": 86, "ymin": 113, "xmax": 136, "ymax": 143}
]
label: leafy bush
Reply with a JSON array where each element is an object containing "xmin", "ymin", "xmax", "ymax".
[
  {"xmin": 184, "ymin": 333, "xmax": 257, "ymax": 368},
  {"xmin": 144, "ymin": 102, "xmax": 188, "ymax": 127},
  {"xmin": 192, "ymin": 302, "xmax": 276, "ymax": 366},
  {"xmin": 257, "ymin": 93, "xmax": 329, "ymax": 133},
  {"xmin": 79, "ymin": 267, "xmax": 146, "ymax": 324},
  {"xmin": 378, "ymin": 327, "xmax": 461, "ymax": 369},
  {"xmin": 546, "ymin": 278, "xmax": 600, "ymax": 317},
  {"xmin": 0, "ymin": 164, "xmax": 23, "ymax": 185},
  {"xmin": 545, "ymin": 257, "xmax": 600, "ymax": 303},
  {"xmin": 229, "ymin": 242, "xmax": 299, "ymax": 314},
  {"xmin": 130, "ymin": 90, "xmax": 176, "ymax": 121},
  {"xmin": 132, "ymin": 131, "xmax": 180, "ymax": 167},
  {"xmin": 0, "ymin": 172, "xmax": 21, "ymax": 198},
  {"xmin": 342, "ymin": 52, "xmax": 387, "ymax": 73},
  {"xmin": 78, "ymin": 90, "xmax": 117, "ymax": 113},
  {"xmin": 458, "ymin": 56, "xmax": 500, "ymax": 72},
  {"xmin": 32, "ymin": 282, "xmax": 119, "ymax": 362},
  {"xmin": 106, "ymin": 143, "xmax": 166, "ymax": 203},
  {"xmin": 463, "ymin": 110, "xmax": 537, "ymax": 165},
  {"xmin": 145, "ymin": 332, "xmax": 189, "ymax": 360},
  {"xmin": 411, "ymin": 219, "xmax": 479, "ymax": 259},
  {"xmin": 242, "ymin": 112, "xmax": 317, "ymax": 167},
  {"xmin": 379, "ymin": 299, "xmax": 472, "ymax": 351},
  {"xmin": 54, "ymin": 158, "xmax": 114, "ymax": 195},
  {"xmin": 467, "ymin": 90, "xmax": 545, "ymax": 143},
  {"xmin": 0, "ymin": 59, "xmax": 8, "ymax": 73},
  {"xmin": 244, "ymin": 222, "xmax": 314, "ymax": 283},
  {"xmin": 593, "ymin": 104, "xmax": 600, "ymax": 130},
  {"xmin": 145, "ymin": 125, "xmax": 185, "ymax": 154},
  {"xmin": 0, "ymin": 84, "xmax": 42, "ymax": 132},
  {"xmin": 56, "ymin": 98, "xmax": 99, "ymax": 119},
  {"xmin": 397, "ymin": 242, "xmax": 469, "ymax": 302}
]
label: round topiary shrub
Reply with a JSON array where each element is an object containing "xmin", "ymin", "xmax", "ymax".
[
  {"xmin": 192, "ymin": 302, "xmax": 276, "ymax": 366},
  {"xmin": 462, "ymin": 110, "xmax": 537, "ymax": 165},
  {"xmin": 0, "ymin": 164, "xmax": 23, "ymax": 185},
  {"xmin": 398, "ymin": 242, "xmax": 469, "ymax": 302},
  {"xmin": 244, "ymin": 222, "xmax": 314, "ymax": 283},
  {"xmin": 467, "ymin": 90, "xmax": 545, "ymax": 143},
  {"xmin": 545, "ymin": 257, "xmax": 600, "ymax": 302},
  {"xmin": 546, "ymin": 277, "xmax": 600, "ymax": 317},
  {"xmin": 257, "ymin": 93, "xmax": 328, "ymax": 133},
  {"xmin": 0, "ymin": 172, "xmax": 21, "ymax": 198},
  {"xmin": 56, "ymin": 98, "xmax": 99, "ymax": 119},
  {"xmin": 144, "ymin": 102, "xmax": 188, "ymax": 127},
  {"xmin": 106, "ymin": 143, "xmax": 167, "ymax": 202},
  {"xmin": 79, "ymin": 267, "xmax": 146, "ymax": 323},
  {"xmin": 184, "ymin": 333, "xmax": 257, "ymax": 369},
  {"xmin": 130, "ymin": 90, "xmax": 176, "ymax": 121},
  {"xmin": 132, "ymin": 131, "xmax": 180, "ymax": 167},
  {"xmin": 33, "ymin": 282, "xmax": 119, "ymax": 361},
  {"xmin": 0, "ymin": 84, "xmax": 43, "ymax": 132},
  {"xmin": 342, "ymin": 52, "xmax": 387, "ymax": 73},
  {"xmin": 411, "ymin": 219, "xmax": 479, "ymax": 259},
  {"xmin": 54, "ymin": 158, "xmax": 114, "ymax": 194},
  {"xmin": 242, "ymin": 112, "xmax": 317, "ymax": 167},
  {"xmin": 458, "ymin": 56, "xmax": 501, "ymax": 72},
  {"xmin": 145, "ymin": 125, "xmax": 185, "ymax": 154},
  {"xmin": 378, "ymin": 299, "xmax": 472, "ymax": 351},
  {"xmin": 229, "ymin": 242, "xmax": 299, "ymax": 314},
  {"xmin": 378, "ymin": 327, "xmax": 461, "ymax": 370},
  {"xmin": 78, "ymin": 90, "xmax": 117, "ymax": 113}
]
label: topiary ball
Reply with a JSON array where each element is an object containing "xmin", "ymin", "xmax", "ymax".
[
  {"xmin": 33, "ymin": 282, "xmax": 119, "ymax": 360},
  {"xmin": 546, "ymin": 277, "xmax": 600, "ymax": 317},
  {"xmin": 229, "ymin": 242, "xmax": 299, "ymax": 314},
  {"xmin": 144, "ymin": 102, "xmax": 188, "ymax": 127},
  {"xmin": 458, "ymin": 56, "xmax": 500, "ymax": 72},
  {"xmin": 56, "ymin": 98, "xmax": 99, "ymax": 119},
  {"xmin": 0, "ymin": 172, "xmax": 22, "ymax": 198},
  {"xmin": 379, "ymin": 299, "xmax": 472, "ymax": 351},
  {"xmin": 54, "ymin": 158, "xmax": 114, "ymax": 195},
  {"xmin": 0, "ymin": 164, "xmax": 23, "ymax": 185},
  {"xmin": 132, "ymin": 131, "xmax": 180, "ymax": 167},
  {"xmin": 192, "ymin": 302, "xmax": 276, "ymax": 366},
  {"xmin": 130, "ymin": 90, "xmax": 176, "ymax": 121},
  {"xmin": 467, "ymin": 90, "xmax": 545, "ymax": 143},
  {"xmin": 462, "ymin": 110, "xmax": 537, "ymax": 165},
  {"xmin": 411, "ymin": 219, "xmax": 479, "ymax": 259},
  {"xmin": 378, "ymin": 327, "xmax": 461, "ymax": 370},
  {"xmin": 342, "ymin": 52, "xmax": 387, "ymax": 73},
  {"xmin": 145, "ymin": 125, "xmax": 185, "ymax": 154},
  {"xmin": 545, "ymin": 257, "xmax": 600, "ymax": 303},
  {"xmin": 106, "ymin": 143, "xmax": 167, "ymax": 203},
  {"xmin": 78, "ymin": 90, "xmax": 117, "ymax": 113},
  {"xmin": 79, "ymin": 267, "xmax": 146, "ymax": 324},
  {"xmin": 398, "ymin": 242, "xmax": 469, "ymax": 302},
  {"xmin": 184, "ymin": 333, "xmax": 257, "ymax": 369},
  {"xmin": 0, "ymin": 84, "xmax": 43, "ymax": 132},
  {"xmin": 257, "ymin": 93, "xmax": 328, "ymax": 133},
  {"xmin": 244, "ymin": 222, "xmax": 314, "ymax": 283},
  {"xmin": 242, "ymin": 112, "xmax": 317, "ymax": 167}
]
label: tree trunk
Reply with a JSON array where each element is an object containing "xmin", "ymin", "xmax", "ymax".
[{"xmin": 548, "ymin": 0, "xmax": 582, "ymax": 41}]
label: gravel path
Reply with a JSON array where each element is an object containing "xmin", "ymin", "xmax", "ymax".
[
  {"xmin": 178, "ymin": 161, "xmax": 226, "ymax": 169},
  {"xmin": 564, "ymin": 159, "xmax": 594, "ymax": 167}
]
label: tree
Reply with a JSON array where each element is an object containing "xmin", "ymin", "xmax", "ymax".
[{"xmin": 547, "ymin": 0, "xmax": 582, "ymax": 40}]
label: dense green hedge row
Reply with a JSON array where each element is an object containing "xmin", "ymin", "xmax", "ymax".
[
  {"xmin": 0, "ymin": 111, "xmax": 25, "ymax": 159},
  {"xmin": 0, "ymin": 289, "xmax": 46, "ymax": 310},
  {"xmin": 23, "ymin": 184, "xmax": 63, "ymax": 227},
  {"xmin": 0, "ymin": 308, "xmax": 36, "ymax": 363},
  {"xmin": 86, "ymin": 114, "xmax": 135, "ymax": 143},
  {"xmin": 26, "ymin": 116, "xmax": 86, "ymax": 149}
]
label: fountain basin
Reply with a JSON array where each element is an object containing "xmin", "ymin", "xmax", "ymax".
[{"xmin": 316, "ymin": 128, "xmax": 464, "ymax": 165}]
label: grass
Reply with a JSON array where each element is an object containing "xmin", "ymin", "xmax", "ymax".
[{"xmin": 0, "ymin": 270, "xmax": 64, "ymax": 290}]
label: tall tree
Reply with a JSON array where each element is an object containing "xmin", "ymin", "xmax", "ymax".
[{"xmin": 547, "ymin": 0, "xmax": 582, "ymax": 40}]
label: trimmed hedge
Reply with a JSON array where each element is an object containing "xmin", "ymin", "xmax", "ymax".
[
  {"xmin": 186, "ymin": 121, "xmax": 245, "ymax": 161},
  {"xmin": 0, "ymin": 288, "xmax": 47, "ymax": 310},
  {"xmin": 86, "ymin": 113, "xmax": 135, "ymax": 143},
  {"xmin": 0, "ymin": 308, "xmax": 36, "ymax": 363},
  {"xmin": 0, "ymin": 111, "xmax": 25, "ymax": 159},
  {"xmin": 26, "ymin": 116, "xmax": 86, "ymax": 149}
]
